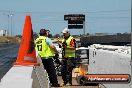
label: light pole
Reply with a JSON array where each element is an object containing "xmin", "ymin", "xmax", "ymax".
[
  {"xmin": 3, "ymin": 13, "xmax": 10, "ymax": 36},
  {"xmin": 10, "ymin": 14, "xmax": 14, "ymax": 36},
  {"xmin": 3, "ymin": 13, "xmax": 14, "ymax": 36},
  {"xmin": 7, "ymin": 14, "xmax": 9, "ymax": 36}
]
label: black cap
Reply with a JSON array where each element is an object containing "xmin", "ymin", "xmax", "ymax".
[{"xmin": 39, "ymin": 28, "xmax": 50, "ymax": 34}]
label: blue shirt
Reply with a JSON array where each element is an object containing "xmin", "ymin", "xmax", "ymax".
[{"xmin": 46, "ymin": 37, "xmax": 53, "ymax": 46}]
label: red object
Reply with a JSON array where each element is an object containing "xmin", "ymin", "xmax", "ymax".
[
  {"xmin": 84, "ymin": 74, "xmax": 130, "ymax": 83},
  {"xmin": 70, "ymin": 39, "xmax": 76, "ymax": 47},
  {"xmin": 15, "ymin": 15, "xmax": 37, "ymax": 66}
]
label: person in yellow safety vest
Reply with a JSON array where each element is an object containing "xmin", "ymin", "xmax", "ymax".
[
  {"xmin": 35, "ymin": 28, "xmax": 60, "ymax": 87},
  {"xmin": 61, "ymin": 27, "xmax": 76, "ymax": 86}
]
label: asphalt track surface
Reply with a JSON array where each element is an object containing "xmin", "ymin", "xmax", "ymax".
[{"xmin": 0, "ymin": 44, "xmax": 19, "ymax": 80}]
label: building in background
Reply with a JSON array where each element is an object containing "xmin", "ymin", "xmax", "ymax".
[{"xmin": 0, "ymin": 29, "xmax": 7, "ymax": 36}]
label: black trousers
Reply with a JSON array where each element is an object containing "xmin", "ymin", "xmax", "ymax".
[
  {"xmin": 61, "ymin": 57, "xmax": 75, "ymax": 84},
  {"xmin": 42, "ymin": 58, "xmax": 58, "ymax": 85}
]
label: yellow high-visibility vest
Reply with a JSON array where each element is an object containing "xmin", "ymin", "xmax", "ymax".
[
  {"xmin": 35, "ymin": 36, "xmax": 54, "ymax": 59},
  {"xmin": 62, "ymin": 36, "xmax": 76, "ymax": 58}
]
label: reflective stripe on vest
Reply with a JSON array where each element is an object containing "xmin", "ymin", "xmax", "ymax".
[
  {"xmin": 65, "ymin": 49, "xmax": 75, "ymax": 57},
  {"xmin": 62, "ymin": 36, "xmax": 75, "ymax": 58},
  {"xmin": 35, "ymin": 36, "xmax": 54, "ymax": 59}
]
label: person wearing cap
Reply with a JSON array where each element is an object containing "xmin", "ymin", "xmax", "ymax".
[
  {"xmin": 61, "ymin": 27, "xmax": 76, "ymax": 86},
  {"xmin": 35, "ymin": 28, "xmax": 60, "ymax": 87}
]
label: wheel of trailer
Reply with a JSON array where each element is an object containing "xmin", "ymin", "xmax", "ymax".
[{"xmin": 76, "ymin": 76, "xmax": 87, "ymax": 85}]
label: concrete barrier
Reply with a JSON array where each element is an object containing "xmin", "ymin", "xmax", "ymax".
[{"xmin": 0, "ymin": 56, "xmax": 50, "ymax": 88}]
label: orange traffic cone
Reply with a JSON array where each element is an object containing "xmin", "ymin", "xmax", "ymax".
[{"xmin": 15, "ymin": 15, "xmax": 37, "ymax": 66}]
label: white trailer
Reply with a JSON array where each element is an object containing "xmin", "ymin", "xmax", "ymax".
[{"xmin": 88, "ymin": 44, "xmax": 131, "ymax": 88}]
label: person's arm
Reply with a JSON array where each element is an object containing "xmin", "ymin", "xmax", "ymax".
[
  {"xmin": 57, "ymin": 37, "xmax": 62, "ymax": 48},
  {"xmin": 49, "ymin": 44, "xmax": 58, "ymax": 54},
  {"xmin": 46, "ymin": 38, "xmax": 58, "ymax": 54}
]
